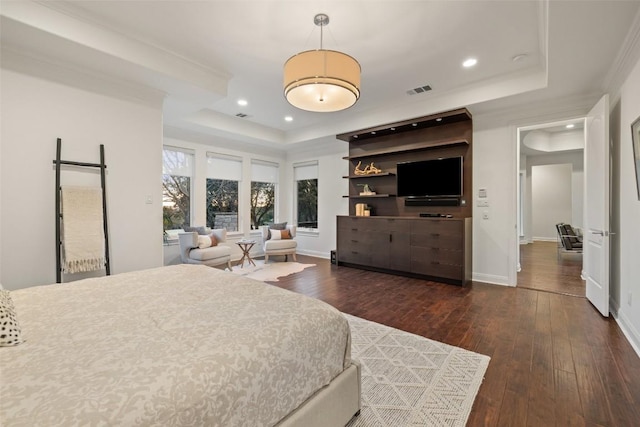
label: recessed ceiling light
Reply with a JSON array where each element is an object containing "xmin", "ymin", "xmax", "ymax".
[
  {"xmin": 566, "ymin": 124, "xmax": 575, "ymax": 129},
  {"xmin": 371, "ymin": 131, "xmax": 376, "ymax": 135},
  {"xmin": 284, "ymin": 116, "xmax": 293, "ymax": 122},
  {"xmin": 237, "ymin": 99, "xmax": 248, "ymax": 106},
  {"xmin": 462, "ymin": 58, "xmax": 477, "ymax": 68},
  {"xmin": 390, "ymin": 127, "xmax": 396, "ymax": 131},
  {"xmin": 412, "ymin": 123, "xmax": 418, "ymax": 127},
  {"xmin": 435, "ymin": 118, "xmax": 442, "ymax": 122}
]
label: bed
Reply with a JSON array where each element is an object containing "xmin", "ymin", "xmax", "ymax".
[{"xmin": 0, "ymin": 264, "xmax": 361, "ymax": 426}]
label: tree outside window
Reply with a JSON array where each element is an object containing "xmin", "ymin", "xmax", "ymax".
[
  {"xmin": 297, "ymin": 178, "xmax": 318, "ymax": 229},
  {"xmin": 162, "ymin": 148, "xmax": 192, "ymax": 231},
  {"xmin": 206, "ymin": 178, "xmax": 238, "ymax": 231},
  {"xmin": 251, "ymin": 181, "xmax": 275, "ymax": 229}
]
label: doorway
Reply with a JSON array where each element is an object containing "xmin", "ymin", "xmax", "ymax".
[{"xmin": 516, "ymin": 120, "xmax": 586, "ymax": 297}]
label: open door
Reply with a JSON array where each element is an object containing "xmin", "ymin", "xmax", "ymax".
[{"xmin": 584, "ymin": 94, "xmax": 610, "ymax": 317}]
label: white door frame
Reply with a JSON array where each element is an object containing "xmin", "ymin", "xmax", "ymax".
[{"xmin": 513, "ymin": 116, "xmax": 587, "ymax": 287}]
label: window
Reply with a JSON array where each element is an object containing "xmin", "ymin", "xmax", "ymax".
[
  {"xmin": 162, "ymin": 147, "xmax": 193, "ymax": 232},
  {"xmin": 251, "ymin": 160, "xmax": 278, "ymax": 229},
  {"xmin": 294, "ymin": 162, "xmax": 318, "ymax": 231},
  {"xmin": 206, "ymin": 153, "xmax": 242, "ymax": 232}
]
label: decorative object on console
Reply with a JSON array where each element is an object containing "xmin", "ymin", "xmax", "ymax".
[
  {"xmin": 365, "ymin": 162, "xmax": 382, "ymax": 174},
  {"xmin": 354, "ymin": 161, "xmax": 383, "ymax": 175},
  {"xmin": 358, "ymin": 184, "xmax": 376, "ymax": 196},
  {"xmin": 355, "ymin": 203, "xmax": 369, "ymax": 216},
  {"xmin": 283, "ymin": 14, "xmax": 361, "ymax": 112}
]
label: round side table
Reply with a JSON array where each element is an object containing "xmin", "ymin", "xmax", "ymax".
[{"xmin": 236, "ymin": 240, "xmax": 257, "ymax": 268}]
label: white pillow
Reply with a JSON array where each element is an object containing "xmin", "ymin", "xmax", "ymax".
[
  {"xmin": 197, "ymin": 235, "xmax": 212, "ymax": 249},
  {"xmin": 270, "ymin": 229, "xmax": 282, "ymax": 240}
]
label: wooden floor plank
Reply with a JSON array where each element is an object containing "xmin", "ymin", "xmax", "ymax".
[{"xmin": 264, "ymin": 250, "xmax": 640, "ymax": 427}]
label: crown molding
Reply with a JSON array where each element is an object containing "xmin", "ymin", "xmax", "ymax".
[
  {"xmin": 604, "ymin": 6, "xmax": 640, "ymax": 98},
  {"xmin": 0, "ymin": 46, "xmax": 166, "ymax": 108}
]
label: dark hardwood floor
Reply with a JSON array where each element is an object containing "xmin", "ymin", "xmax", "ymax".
[
  {"xmin": 518, "ymin": 241, "xmax": 585, "ymax": 297},
  {"xmin": 269, "ymin": 255, "xmax": 640, "ymax": 427}
]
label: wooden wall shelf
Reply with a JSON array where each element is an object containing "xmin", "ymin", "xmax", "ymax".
[
  {"xmin": 342, "ymin": 172, "xmax": 395, "ymax": 179},
  {"xmin": 343, "ymin": 194, "xmax": 395, "ymax": 198},
  {"xmin": 342, "ymin": 138, "xmax": 469, "ymax": 160}
]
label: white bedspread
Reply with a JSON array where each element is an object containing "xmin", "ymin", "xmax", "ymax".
[{"xmin": 0, "ymin": 265, "xmax": 351, "ymax": 426}]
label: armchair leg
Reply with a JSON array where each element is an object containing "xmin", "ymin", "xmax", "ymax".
[
  {"xmin": 285, "ymin": 255, "xmax": 288, "ymax": 262},
  {"xmin": 265, "ymin": 254, "xmax": 269, "ymax": 263},
  {"xmin": 292, "ymin": 253, "xmax": 297, "ymax": 262},
  {"xmin": 227, "ymin": 260, "xmax": 232, "ymax": 271}
]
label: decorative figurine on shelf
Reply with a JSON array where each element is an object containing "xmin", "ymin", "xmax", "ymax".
[
  {"xmin": 366, "ymin": 162, "xmax": 382, "ymax": 174},
  {"xmin": 358, "ymin": 184, "xmax": 376, "ymax": 196},
  {"xmin": 354, "ymin": 161, "xmax": 367, "ymax": 175},
  {"xmin": 354, "ymin": 161, "xmax": 383, "ymax": 175}
]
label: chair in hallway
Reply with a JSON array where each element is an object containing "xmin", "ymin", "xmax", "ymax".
[{"xmin": 556, "ymin": 223, "xmax": 583, "ymax": 258}]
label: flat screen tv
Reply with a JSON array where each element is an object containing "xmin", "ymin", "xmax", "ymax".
[{"xmin": 396, "ymin": 157, "xmax": 463, "ymax": 198}]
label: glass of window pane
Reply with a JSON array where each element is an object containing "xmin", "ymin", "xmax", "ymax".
[
  {"xmin": 297, "ymin": 178, "xmax": 318, "ymax": 229},
  {"xmin": 251, "ymin": 181, "xmax": 275, "ymax": 229},
  {"xmin": 207, "ymin": 179, "xmax": 239, "ymax": 231}
]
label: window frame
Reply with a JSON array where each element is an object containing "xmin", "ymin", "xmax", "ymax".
[
  {"xmin": 250, "ymin": 159, "xmax": 279, "ymax": 230},
  {"xmin": 293, "ymin": 161, "xmax": 319, "ymax": 233},
  {"xmin": 162, "ymin": 146, "xmax": 194, "ymax": 235},
  {"xmin": 206, "ymin": 152, "xmax": 243, "ymax": 233}
]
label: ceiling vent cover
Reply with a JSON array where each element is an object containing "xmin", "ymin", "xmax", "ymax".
[
  {"xmin": 406, "ymin": 85, "xmax": 432, "ymax": 96},
  {"xmin": 235, "ymin": 113, "xmax": 249, "ymax": 118}
]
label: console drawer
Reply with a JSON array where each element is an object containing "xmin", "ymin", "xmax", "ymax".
[{"xmin": 410, "ymin": 258, "xmax": 463, "ymax": 280}]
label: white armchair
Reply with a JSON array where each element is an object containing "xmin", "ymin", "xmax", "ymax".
[
  {"xmin": 260, "ymin": 225, "xmax": 297, "ymax": 263},
  {"xmin": 178, "ymin": 229, "xmax": 232, "ymax": 270}
]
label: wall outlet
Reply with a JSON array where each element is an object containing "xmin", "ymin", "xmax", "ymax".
[
  {"xmin": 482, "ymin": 211, "xmax": 489, "ymax": 220},
  {"xmin": 477, "ymin": 200, "xmax": 489, "ymax": 207},
  {"xmin": 145, "ymin": 195, "xmax": 153, "ymax": 204}
]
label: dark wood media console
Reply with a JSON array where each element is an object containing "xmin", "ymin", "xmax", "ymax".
[
  {"xmin": 336, "ymin": 108, "xmax": 473, "ymax": 285},
  {"xmin": 337, "ymin": 216, "xmax": 471, "ymax": 285}
]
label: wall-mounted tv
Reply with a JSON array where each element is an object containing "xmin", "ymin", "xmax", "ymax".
[{"xmin": 396, "ymin": 157, "xmax": 463, "ymax": 198}]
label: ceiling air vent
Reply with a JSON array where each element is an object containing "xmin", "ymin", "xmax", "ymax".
[
  {"xmin": 235, "ymin": 113, "xmax": 250, "ymax": 118},
  {"xmin": 406, "ymin": 85, "xmax": 432, "ymax": 96}
]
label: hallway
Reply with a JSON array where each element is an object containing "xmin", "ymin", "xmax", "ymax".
[{"xmin": 518, "ymin": 241, "xmax": 585, "ymax": 297}]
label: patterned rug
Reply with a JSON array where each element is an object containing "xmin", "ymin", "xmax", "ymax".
[
  {"xmin": 345, "ymin": 314, "xmax": 490, "ymax": 427},
  {"xmin": 231, "ymin": 260, "xmax": 316, "ymax": 282}
]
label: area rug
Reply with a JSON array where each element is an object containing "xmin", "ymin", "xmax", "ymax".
[
  {"xmin": 231, "ymin": 260, "xmax": 316, "ymax": 282},
  {"xmin": 345, "ymin": 313, "xmax": 490, "ymax": 427}
]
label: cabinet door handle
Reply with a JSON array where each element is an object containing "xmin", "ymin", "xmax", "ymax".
[
  {"xmin": 351, "ymin": 228, "xmax": 358, "ymax": 231},
  {"xmin": 431, "ymin": 261, "xmax": 440, "ymax": 265},
  {"xmin": 351, "ymin": 251, "xmax": 359, "ymax": 254},
  {"xmin": 431, "ymin": 247, "xmax": 440, "ymax": 251},
  {"xmin": 351, "ymin": 239, "xmax": 358, "ymax": 243},
  {"xmin": 431, "ymin": 233, "xmax": 440, "ymax": 237},
  {"xmin": 389, "ymin": 234, "xmax": 393, "ymax": 243}
]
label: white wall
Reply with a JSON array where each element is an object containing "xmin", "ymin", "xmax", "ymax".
[
  {"xmin": 522, "ymin": 151, "xmax": 584, "ymax": 242},
  {"xmin": 610, "ymin": 55, "xmax": 640, "ymax": 354},
  {"xmin": 531, "ymin": 163, "xmax": 573, "ymax": 241},
  {"xmin": 471, "ymin": 121, "xmax": 517, "ymax": 286},
  {"xmin": 0, "ymin": 69, "xmax": 164, "ymax": 289}
]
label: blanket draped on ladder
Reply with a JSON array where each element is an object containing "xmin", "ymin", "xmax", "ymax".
[{"xmin": 61, "ymin": 186, "xmax": 106, "ymax": 274}]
